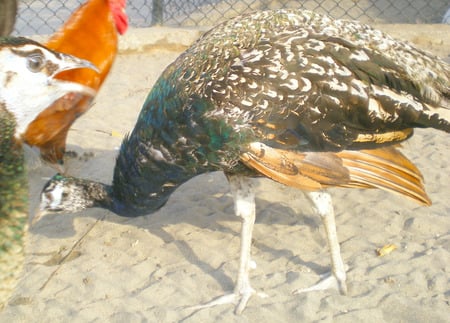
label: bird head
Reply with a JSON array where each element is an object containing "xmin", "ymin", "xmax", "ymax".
[
  {"xmin": 39, "ymin": 174, "xmax": 90, "ymax": 212},
  {"xmin": 35, "ymin": 171, "xmax": 167, "ymax": 222},
  {"xmin": 0, "ymin": 37, "xmax": 99, "ymax": 139},
  {"xmin": 34, "ymin": 173, "xmax": 110, "ymax": 224}
]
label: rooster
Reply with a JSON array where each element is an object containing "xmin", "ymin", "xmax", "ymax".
[
  {"xmin": 37, "ymin": 10, "xmax": 449, "ymax": 314},
  {"xmin": 23, "ymin": 0, "xmax": 128, "ymax": 164}
]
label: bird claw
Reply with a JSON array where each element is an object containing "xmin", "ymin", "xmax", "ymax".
[
  {"xmin": 188, "ymin": 289, "xmax": 268, "ymax": 315},
  {"xmin": 292, "ymin": 272, "xmax": 347, "ymax": 295}
]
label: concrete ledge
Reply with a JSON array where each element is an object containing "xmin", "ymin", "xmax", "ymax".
[
  {"xmin": 117, "ymin": 26, "xmax": 209, "ymax": 53},
  {"xmin": 121, "ymin": 24, "xmax": 450, "ymax": 59},
  {"xmin": 31, "ymin": 24, "xmax": 449, "ymax": 59}
]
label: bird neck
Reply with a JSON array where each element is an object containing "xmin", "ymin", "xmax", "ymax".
[
  {"xmin": 110, "ymin": 132, "xmax": 195, "ymax": 216},
  {"xmin": 0, "ymin": 104, "xmax": 21, "ymax": 164},
  {"xmin": 109, "ymin": 65, "xmax": 252, "ymax": 216},
  {"xmin": 0, "ymin": 103, "xmax": 27, "ymax": 219},
  {"xmin": 80, "ymin": 180, "xmax": 116, "ymax": 211},
  {"xmin": 109, "ymin": 74, "xmax": 212, "ymax": 215}
]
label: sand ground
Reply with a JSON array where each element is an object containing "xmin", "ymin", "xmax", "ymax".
[{"xmin": 1, "ymin": 25, "xmax": 449, "ymax": 322}]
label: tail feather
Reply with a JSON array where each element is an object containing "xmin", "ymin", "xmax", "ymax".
[
  {"xmin": 241, "ymin": 142, "xmax": 430, "ymax": 205},
  {"xmin": 338, "ymin": 147, "xmax": 423, "ymax": 181},
  {"xmin": 339, "ymin": 149, "xmax": 431, "ymax": 205}
]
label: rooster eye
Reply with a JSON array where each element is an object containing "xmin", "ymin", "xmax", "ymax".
[{"xmin": 27, "ymin": 54, "xmax": 44, "ymax": 72}]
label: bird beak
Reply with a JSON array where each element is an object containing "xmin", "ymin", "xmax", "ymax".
[
  {"xmin": 31, "ymin": 200, "xmax": 59, "ymax": 226},
  {"xmin": 30, "ymin": 208, "xmax": 47, "ymax": 227},
  {"xmin": 48, "ymin": 53, "xmax": 100, "ymax": 98},
  {"xmin": 53, "ymin": 52, "xmax": 100, "ymax": 75}
]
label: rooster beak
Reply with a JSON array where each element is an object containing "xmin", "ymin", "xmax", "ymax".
[{"xmin": 48, "ymin": 53, "xmax": 100, "ymax": 98}]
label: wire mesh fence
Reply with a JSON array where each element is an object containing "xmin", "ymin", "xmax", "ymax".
[{"xmin": 13, "ymin": 0, "xmax": 450, "ymax": 35}]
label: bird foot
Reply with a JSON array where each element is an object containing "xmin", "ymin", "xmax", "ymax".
[
  {"xmin": 188, "ymin": 288, "xmax": 268, "ymax": 315},
  {"xmin": 292, "ymin": 272, "xmax": 347, "ymax": 295}
]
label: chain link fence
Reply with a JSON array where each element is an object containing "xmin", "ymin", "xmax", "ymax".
[{"xmin": 13, "ymin": 0, "xmax": 450, "ymax": 35}]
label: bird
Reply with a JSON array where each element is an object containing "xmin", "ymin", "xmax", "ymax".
[
  {"xmin": 0, "ymin": 36, "xmax": 98, "ymax": 307},
  {"xmin": 37, "ymin": 9, "xmax": 449, "ymax": 314},
  {"xmin": 22, "ymin": 0, "xmax": 128, "ymax": 164}
]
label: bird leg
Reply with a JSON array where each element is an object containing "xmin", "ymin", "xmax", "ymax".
[
  {"xmin": 231, "ymin": 175, "xmax": 258, "ymax": 313},
  {"xmin": 293, "ymin": 191, "xmax": 348, "ymax": 295},
  {"xmin": 188, "ymin": 175, "xmax": 267, "ymax": 314}
]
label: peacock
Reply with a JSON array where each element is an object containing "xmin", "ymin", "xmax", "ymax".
[
  {"xmin": 38, "ymin": 10, "xmax": 449, "ymax": 314},
  {"xmin": 0, "ymin": 36, "xmax": 97, "ymax": 307}
]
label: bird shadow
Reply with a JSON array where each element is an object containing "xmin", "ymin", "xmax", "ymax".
[{"xmin": 28, "ymin": 146, "xmax": 330, "ymax": 292}]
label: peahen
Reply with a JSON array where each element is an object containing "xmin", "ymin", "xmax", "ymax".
[
  {"xmin": 38, "ymin": 10, "xmax": 449, "ymax": 314},
  {"xmin": 0, "ymin": 36, "xmax": 97, "ymax": 307}
]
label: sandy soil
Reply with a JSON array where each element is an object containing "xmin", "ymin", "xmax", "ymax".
[{"xmin": 1, "ymin": 25, "xmax": 449, "ymax": 322}]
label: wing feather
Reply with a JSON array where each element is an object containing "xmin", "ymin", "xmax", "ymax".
[{"xmin": 241, "ymin": 142, "xmax": 430, "ymax": 205}]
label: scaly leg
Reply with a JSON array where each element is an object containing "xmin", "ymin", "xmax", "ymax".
[
  {"xmin": 293, "ymin": 191, "xmax": 347, "ymax": 295},
  {"xmin": 189, "ymin": 175, "xmax": 267, "ymax": 314}
]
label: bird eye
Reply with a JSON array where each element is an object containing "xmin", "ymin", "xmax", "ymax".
[{"xmin": 27, "ymin": 54, "xmax": 44, "ymax": 72}]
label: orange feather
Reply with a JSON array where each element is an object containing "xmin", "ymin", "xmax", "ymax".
[{"xmin": 241, "ymin": 142, "xmax": 430, "ymax": 205}]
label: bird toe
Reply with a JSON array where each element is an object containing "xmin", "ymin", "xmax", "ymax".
[
  {"xmin": 186, "ymin": 287, "xmax": 268, "ymax": 315},
  {"xmin": 292, "ymin": 272, "xmax": 348, "ymax": 295}
]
